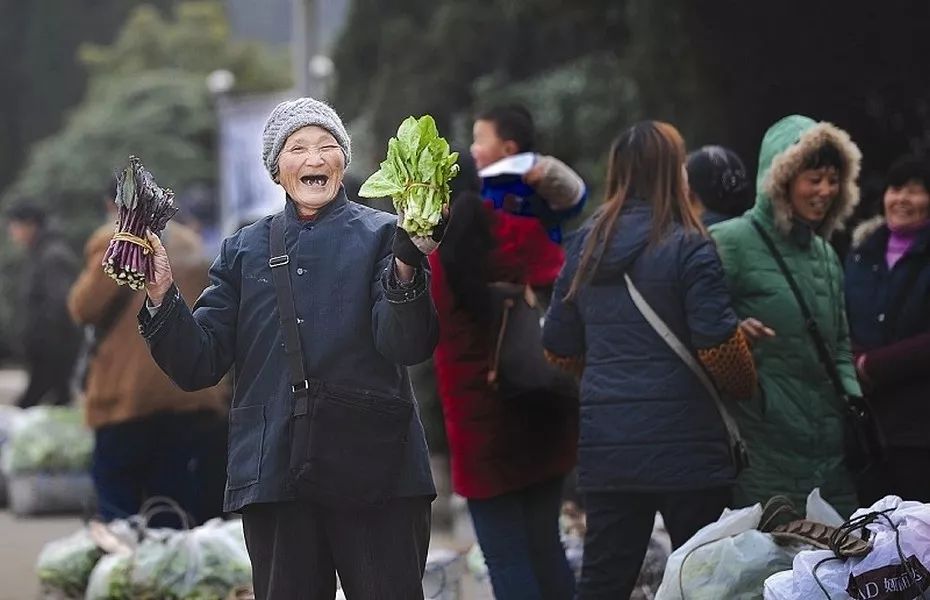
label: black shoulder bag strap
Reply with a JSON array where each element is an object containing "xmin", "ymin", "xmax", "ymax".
[
  {"xmin": 750, "ymin": 218, "xmax": 887, "ymax": 471},
  {"xmin": 269, "ymin": 212, "xmax": 311, "ymax": 422},
  {"xmin": 749, "ymin": 219, "xmax": 848, "ymax": 399}
]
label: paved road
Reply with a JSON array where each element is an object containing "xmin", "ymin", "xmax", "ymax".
[{"xmin": 0, "ymin": 368, "xmax": 492, "ymax": 599}]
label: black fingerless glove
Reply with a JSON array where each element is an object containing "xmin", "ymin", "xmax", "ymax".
[
  {"xmin": 392, "ymin": 216, "xmax": 449, "ymax": 267},
  {"xmin": 392, "ymin": 227, "xmax": 425, "ymax": 267}
]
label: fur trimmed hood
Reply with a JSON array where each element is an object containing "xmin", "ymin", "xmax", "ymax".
[
  {"xmin": 753, "ymin": 115, "xmax": 862, "ymax": 239},
  {"xmin": 850, "ymin": 215, "xmax": 886, "ymax": 250}
]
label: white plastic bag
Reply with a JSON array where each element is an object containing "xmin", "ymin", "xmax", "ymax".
[
  {"xmin": 656, "ymin": 489, "xmax": 838, "ymax": 600},
  {"xmin": 85, "ymin": 518, "xmax": 251, "ymax": 599},
  {"xmin": 764, "ymin": 496, "xmax": 930, "ymax": 600},
  {"xmin": 36, "ymin": 528, "xmax": 103, "ymax": 598},
  {"xmin": 85, "ymin": 552, "xmax": 134, "ymax": 600}
]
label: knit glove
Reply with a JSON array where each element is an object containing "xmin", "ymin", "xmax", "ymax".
[{"xmin": 392, "ymin": 208, "xmax": 449, "ymax": 267}]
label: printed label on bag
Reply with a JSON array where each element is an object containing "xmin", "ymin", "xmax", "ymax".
[{"xmin": 846, "ymin": 555, "xmax": 930, "ymax": 600}]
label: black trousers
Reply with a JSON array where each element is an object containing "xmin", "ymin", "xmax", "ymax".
[
  {"xmin": 242, "ymin": 496, "xmax": 432, "ymax": 600},
  {"xmin": 577, "ymin": 487, "xmax": 731, "ymax": 600}
]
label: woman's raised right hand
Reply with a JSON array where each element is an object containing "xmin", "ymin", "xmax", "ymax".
[{"xmin": 145, "ymin": 230, "xmax": 174, "ymax": 306}]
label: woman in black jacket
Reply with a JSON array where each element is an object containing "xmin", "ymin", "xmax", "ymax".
[
  {"xmin": 543, "ymin": 121, "xmax": 757, "ymax": 599},
  {"xmin": 845, "ymin": 155, "xmax": 930, "ymax": 504}
]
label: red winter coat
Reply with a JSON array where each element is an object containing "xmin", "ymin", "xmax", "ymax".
[{"xmin": 429, "ymin": 206, "xmax": 578, "ymax": 499}]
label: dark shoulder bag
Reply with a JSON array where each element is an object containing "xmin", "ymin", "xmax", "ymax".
[
  {"xmin": 487, "ymin": 282, "xmax": 578, "ymax": 399},
  {"xmin": 750, "ymin": 219, "xmax": 886, "ymax": 476},
  {"xmin": 268, "ymin": 213, "xmax": 413, "ymax": 507}
]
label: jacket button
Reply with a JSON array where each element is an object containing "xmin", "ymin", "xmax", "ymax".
[
  {"xmin": 296, "ymin": 267, "xmax": 305, "ymax": 275},
  {"xmin": 878, "ymin": 313, "xmax": 885, "ymax": 323},
  {"xmin": 872, "ymin": 265, "xmax": 879, "ymax": 272}
]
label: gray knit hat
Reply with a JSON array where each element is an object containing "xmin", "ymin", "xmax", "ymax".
[{"xmin": 262, "ymin": 97, "xmax": 351, "ymax": 181}]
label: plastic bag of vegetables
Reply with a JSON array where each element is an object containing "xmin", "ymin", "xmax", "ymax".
[
  {"xmin": 36, "ymin": 528, "xmax": 104, "ymax": 598},
  {"xmin": 2, "ymin": 407, "xmax": 93, "ymax": 475},
  {"xmin": 655, "ymin": 490, "xmax": 843, "ymax": 600},
  {"xmin": 85, "ymin": 519, "xmax": 251, "ymax": 599},
  {"xmin": 85, "ymin": 552, "xmax": 135, "ymax": 600},
  {"xmin": 359, "ymin": 115, "xmax": 459, "ymax": 237}
]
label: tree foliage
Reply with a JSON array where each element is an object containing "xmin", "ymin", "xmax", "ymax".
[
  {"xmin": 333, "ymin": 0, "xmax": 930, "ymax": 219},
  {"xmin": 3, "ymin": 1, "xmax": 290, "ymax": 228},
  {"xmin": 332, "ymin": 0, "xmax": 708, "ymax": 205},
  {"xmin": 0, "ymin": 0, "xmax": 179, "ymax": 198},
  {"xmin": 0, "ymin": 1, "xmax": 290, "ymax": 361}
]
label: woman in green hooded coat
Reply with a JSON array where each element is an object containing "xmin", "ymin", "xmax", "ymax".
[{"xmin": 710, "ymin": 115, "xmax": 862, "ymax": 516}]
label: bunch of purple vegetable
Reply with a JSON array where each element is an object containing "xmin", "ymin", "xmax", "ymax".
[{"xmin": 102, "ymin": 156, "xmax": 178, "ymax": 290}]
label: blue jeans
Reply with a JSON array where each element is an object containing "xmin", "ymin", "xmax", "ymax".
[
  {"xmin": 92, "ymin": 410, "xmax": 227, "ymax": 527},
  {"xmin": 468, "ymin": 477, "xmax": 575, "ymax": 600}
]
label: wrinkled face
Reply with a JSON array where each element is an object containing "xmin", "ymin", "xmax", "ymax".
[
  {"xmin": 884, "ymin": 179, "xmax": 930, "ymax": 232},
  {"xmin": 276, "ymin": 126, "xmax": 345, "ymax": 215},
  {"xmin": 470, "ymin": 120, "xmax": 518, "ymax": 170},
  {"xmin": 7, "ymin": 221, "xmax": 36, "ymax": 248},
  {"xmin": 788, "ymin": 166, "xmax": 840, "ymax": 223}
]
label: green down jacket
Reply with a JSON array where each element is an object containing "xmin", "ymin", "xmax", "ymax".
[{"xmin": 710, "ymin": 115, "xmax": 862, "ymax": 517}]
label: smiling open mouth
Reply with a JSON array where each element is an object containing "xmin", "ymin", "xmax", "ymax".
[{"xmin": 300, "ymin": 175, "xmax": 329, "ymax": 187}]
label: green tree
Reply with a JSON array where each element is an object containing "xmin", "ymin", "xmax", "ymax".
[
  {"xmin": 332, "ymin": 0, "xmax": 711, "ymax": 205},
  {"xmin": 0, "ymin": 0, "xmax": 179, "ymax": 199},
  {"xmin": 0, "ymin": 1, "xmax": 290, "ymax": 361},
  {"xmin": 3, "ymin": 1, "xmax": 290, "ymax": 228}
]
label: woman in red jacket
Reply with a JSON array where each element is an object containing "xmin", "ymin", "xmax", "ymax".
[{"xmin": 429, "ymin": 146, "xmax": 580, "ymax": 598}]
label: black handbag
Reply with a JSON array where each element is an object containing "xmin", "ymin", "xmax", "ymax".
[
  {"xmin": 487, "ymin": 282, "xmax": 578, "ymax": 399},
  {"xmin": 751, "ymin": 219, "xmax": 886, "ymax": 475},
  {"xmin": 268, "ymin": 212, "xmax": 412, "ymax": 507}
]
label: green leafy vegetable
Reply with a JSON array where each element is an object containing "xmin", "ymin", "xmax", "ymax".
[
  {"xmin": 359, "ymin": 115, "xmax": 459, "ymax": 236},
  {"xmin": 37, "ymin": 528, "xmax": 104, "ymax": 597}
]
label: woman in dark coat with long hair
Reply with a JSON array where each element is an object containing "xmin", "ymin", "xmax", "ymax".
[
  {"xmin": 429, "ymin": 157, "xmax": 578, "ymax": 599},
  {"xmin": 544, "ymin": 121, "xmax": 757, "ymax": 599}
]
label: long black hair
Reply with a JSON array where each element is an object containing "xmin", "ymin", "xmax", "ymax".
[{"xmin": 438, "ymin": 153, "xmax": 496, "ymax": 323}]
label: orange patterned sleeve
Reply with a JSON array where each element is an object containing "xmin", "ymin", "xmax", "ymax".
[
  {"xmin": 544, "ymin": 350, "xmax": 584, "ymax": 377},
  {"xmin": 697, "ymin": 328, "xmax": 757, "ymax": 401}
]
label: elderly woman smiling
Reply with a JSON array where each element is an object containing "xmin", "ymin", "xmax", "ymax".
[
  {"xmin": 845, "ymin": 156, "xmax": 930, "ymax": 505},
  {"xmin": 140, "ymin": 98, "xmax": 445, "ymax": 600}
]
